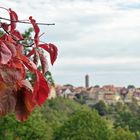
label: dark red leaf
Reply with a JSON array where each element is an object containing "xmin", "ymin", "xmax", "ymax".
[
  {"xmin": 0, "ymin": 83, "xmax": 17, "ymax": 115},
  {"xmin": 15, "ymin": 44, "xmax": 24, "ymax": 55},
  {"xmin": 20, "ymin": 55, "xmax": 37, "ymax": 73},
  {"xmin": 9, "ymin": 8, "xmax": 18, "ymax": 32},
  {"xmin": 38, "ymin": 43, "xmax": 49, "ymax": 51},
  {"xmin": 0, "ymin": 40, "xmax": 12, "ymax": 64},
  {"xmin": 38, "ymin": 51, "xmax": 48, "ymax": 74},
  {"xmin": 20, "ymin": 80, "xmax": 33, "ymax": 92},
  {"xmin": 10, "ymin": 58, "xmax": 26, "ymax": 80},
  {"xmin": 33, "ymin": 70, "xmax": 50, "ymax": 105},
  {"xmin": 29, "ymin": 16, "xmax": 40, "ymax": 46},
  {"xmin": 1, "ymin": 23, "xmax": 10, "ymax": 32},
  {"xmin": 4, "ymin": 41, "xmax": 17, "ymax": 57},
  {"xmin": 33, "ymin": 50, "xmax": 39, "ymax": 65},
  {"xmin": 0, "ymin": 65, "xmax": 23, "ymax": 84},
  {"xmin": 38, "ymin": 43, "xmax": 58, "ymax": 65},
  {"xmin": 0, "ymin": 34, "xmax": 8, "ymax": 41},
  {"xmin": 12, "ymin": 30, "xmax": 23, "ymax": 40},
  {"xmin": 15, "ymin": 87, "xmax": 35, "ymax": 122},
  {"xmin": 48, "ymin": 43, "xmax": 58, "ymax": 65}
]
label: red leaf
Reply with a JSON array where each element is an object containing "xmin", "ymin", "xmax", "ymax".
[
  {"xmin": 38, "ymin": 43, "xmax": 49, "ymax": 51},
  {"xmin": 49, "ymin": 43, "xmax": 58, "ymax": 65},
  {"xmin": 9, "ymin": 8, "xmax": 18, "ymax": 32},
  {"xmin": 12, "ymin": 30, "xmax": 23, "ymax": 40},
  {"xmin": 38, "ymin": 51, "xmax": 48, "ymax": 74},
  {"xmin": 1, "ymin": 23, "xmax": 10, "ymax": 32},
  {"xmin": 4, "ymin": 41, "xmax": 17, "ymax": 57},
  {"xmin": 33, "ymin": 50, "xmax": 39, "ymax": 65},
  {"xmin": 26, "ymin": 48, "xmax": 35, "ymax": 57},
  {"xmin": 20, "ymin": 80, "xmax": 33, "ymax": 92},
  {"xmin": 0, "ymin": 34, "xmax": 8, "ymax": 41},
  {"xmin": 15, "ymin": 87, "xmax": 35, "ymax": 122},
  {"xmin": 20, "ymin": 55, "xmax": 37, "ymax": 73},
  {"xmin": 16, "ymin": 44, "xmax": 24, "ymax": 55},
  {"xmin": 33, "ymin": 70, "xmax": 50, "ymax": 105},
  {"xmin": 0, "ymin": 40, "xmax": 12, "ymax": 64},
  {"xmin": 0, "ymin": 82, "xmax": 17, "ymax": 115},
  {"xmin": 10, "ymin": 58, "xmax": 26, "ymax": 80},
  {"xmin": 0, "ymin": 65, "xmax": 23, "ymax": 84},
  {"xmin": 38, "ymin": 43, "xmax": 58, "ymax": 65},
  {"xmin": 29, "ymin": 16, "xmax": 40, "ymax": 46},
  {"xmin": 0, "ymin": 8, "xmax": 58, "ymax": 121}
]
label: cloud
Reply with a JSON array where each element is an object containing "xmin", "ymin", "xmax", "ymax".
[
  {"xmin": 55, "ymin": 57, "xmax": 140, "ymax": 66},
  {"xmin": 0, "ymin": 0, "xmax": 140, "ymax": 86}
]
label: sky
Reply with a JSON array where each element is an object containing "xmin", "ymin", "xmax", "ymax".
[{"xmin": 0, "ymin": 0, "xmax": 140, "ymax": 87}]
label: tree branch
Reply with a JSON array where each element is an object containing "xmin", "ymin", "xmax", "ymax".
[{"xmin": 0, "ymin": 17, "xmax": 55, "ymax": 26}]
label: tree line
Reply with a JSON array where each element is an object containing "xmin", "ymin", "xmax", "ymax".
[{"xmin": 0, "ymin": 97, "xmax": 139, "ymax": 140}]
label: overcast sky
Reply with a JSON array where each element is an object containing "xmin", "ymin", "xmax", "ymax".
[{"xmin": 0, "ymin": 0, "xmax": 140, "ymax": 87}]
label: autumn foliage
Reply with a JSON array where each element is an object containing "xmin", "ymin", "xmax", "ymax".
[{"xmin": 0, "ymin": 8, "xmax": 58, "ymax": 121}]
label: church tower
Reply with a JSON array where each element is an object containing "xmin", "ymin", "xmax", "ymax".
[{"xmin": 85, "ymin": 74, "xmax": 89, "ymax": 88}]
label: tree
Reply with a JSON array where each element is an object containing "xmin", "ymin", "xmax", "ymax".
[
  {"xmin": 0, "ymin": 97, "xmax": 89, "ymax": 140},
  {"xmin": 127, "ymin": 85, "xmax": 135, "ymax": 89},
  {"xmin": 64, "ymin": 84, "xmax": 74, "ymax": 87},
  {"xmin": 0, "ymin": 107, "xmax": 53, "ymax": 140},
  {"xmin": 92, "ymin": 100, "xmax": 108, "ymax": 116},
  {"xmin": 0, "ymin": 30, "xmax": 4, "ymax": 37},
  {"xmin": 114, "ymin": 110, "xmax": 140, "ymax": 132},
  {"xmin": 54, "ymin": 109, "xmax": 112, "ymax": 140},
  {"xmin": 127, "ymin": 100, "xmax": 139, "ymax": 114},
  {"xmin": 114, "ymin": 102, "xmax": 124, "ymax": 112},
  {"xmin": 112, "ymin": 127, "xmax": 136, "ymax": 140},
  {"xmin": 45, "ymin": 71, "xmax": 55, "ymax": 86},
  {"xmin": 94, "ymin": 85, "xmax": 100, "ymax": 88},
  {"xmin": 114, "ymin": 111, "xmax": 132, "ymax": 128}
]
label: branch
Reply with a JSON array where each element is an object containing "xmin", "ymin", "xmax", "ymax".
[{"xmin": 0, "ymin": 17, "xmax": 55, "ymax": 26}]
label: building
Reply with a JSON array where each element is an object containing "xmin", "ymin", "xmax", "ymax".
[
  {"xmin": 85, "ymin": 74, "xmax": 89, "ymax": 88},
  {"xmin": 48, "ymin": 86, "xmax": 57, "ymax": 99}
]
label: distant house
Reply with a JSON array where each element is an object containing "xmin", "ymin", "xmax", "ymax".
[
  {"xmin": 55, "ymin": 84, "xmax": 64, "ymax": 96},
  {"xmin": 55, "ymin": 84, "xmax": 140, "ymax": 105},
  {"xmin": 74, "ymin": 87, "xmax": 86, "ymax": 93},
  {"xmin": 55, "ymin": 84, "xmax": 74, "ymax": 98},
  {"xmin": 116, "ymin": 87, "xmax": 122, "ymax": 93},
  {"xmin": 102, "ymin": 85, "xmax": 116, "ymax": 92},
  {"xmin": 48, "ymin": 86, "xmax": 56, "ymax": 99},
  {"xmin": 104, "ymin": 91, "xmax": 121, "ymax": 104},
  {"xmin": 133, "ymin": 88, "xmax": 140, "ymax": 104},
  {"xmin": 120, "ymin": 87, "xmax": 128, "ymax": 100},
  {"xmin": 124, "ymin": 91, "xmax": 133, "ymax": 103},
  {"xmin": 121, "ymin": 87, "xmax": 135, "ymax": 103},
  {"xmin": 94, "ymin": 86, "xmax": 121, "ymax": 105},
  {"xmin": 62, "ymin": 88, "xmax": 72, "ymax": 97},
  {"xmin": 97, "ymin": 90, "xmax": 105, "ymax": 101},
  {"xmin": 133, "ymin": 92, "xmax": 140, "ymax": 100},
  {"xmin": 87, "ymin": 87, "xmax": 97, "ymax": 99},
  {"xmin": 67, "ymin": 93, "xmax": 75, "ymax": 99}
]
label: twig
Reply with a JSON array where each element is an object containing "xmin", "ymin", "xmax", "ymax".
[{"xmin": 0, "ymin": 17, "xmax": 55, "ymax": 26}]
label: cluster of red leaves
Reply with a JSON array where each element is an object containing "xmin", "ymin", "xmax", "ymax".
[{"xmin": 0, "ymin": 8, "xmax": 58, "ymax": 121}]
